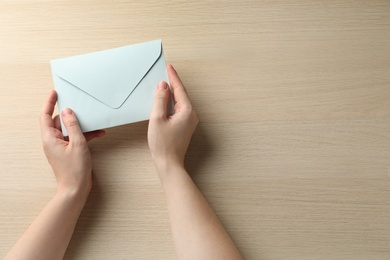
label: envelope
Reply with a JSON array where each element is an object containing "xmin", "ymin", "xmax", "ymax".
[{"xmin": 50, "ymin": 39, "xmax": 171, "ymax": 136}]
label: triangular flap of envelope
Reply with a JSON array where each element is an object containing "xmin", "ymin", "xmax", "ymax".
[{"xmin": 51, "ymin": 40, "xmax": 162, "ymax": 109}]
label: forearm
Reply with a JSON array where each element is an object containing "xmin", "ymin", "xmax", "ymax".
[
  {"xmin": 5, "ymin": 190, "xmax": 88, "ymax": 260},
  {"xmin": 157, "ymin": 163, "xmax": 243, "ymax": 260}
]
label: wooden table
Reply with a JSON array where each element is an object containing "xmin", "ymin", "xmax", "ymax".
[{"xmin": 1, "ymin": 1, "xmax": 389, "ymax": 259}]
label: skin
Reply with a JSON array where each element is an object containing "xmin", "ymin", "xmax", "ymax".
[
  {"xmin": 149, "ymin": 65, "xmax": 243, "ymax": 259},
  {"xmin": 5, "ymin": 64, "xmax": 243, "ymax": 260},
  {"xmin": 5, "ymin": 91, "xmax": 105, "ymax": 260}
]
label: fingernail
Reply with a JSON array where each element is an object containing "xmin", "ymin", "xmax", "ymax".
[
  {"xmin": 157, "ymin": 81, "xmax": 168, "ymax": 90},
  {"xmin": 62, "ymin": 108, "xmax": 73, "ymax": 117}
]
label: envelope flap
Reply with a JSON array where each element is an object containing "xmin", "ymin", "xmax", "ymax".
[{"xmin": 51, "ymin": 40, "xmax": 162, "ymax": 109}]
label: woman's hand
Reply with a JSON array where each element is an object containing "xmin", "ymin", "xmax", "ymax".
[
  {"xmin": 147, "ymin": 65, "xmax": 243, "ymax": 259},
  {"xmin": 5, "ymin": 91, "xmax": 106, "ymax": 260},
  {"xmin": 39, "ymin": 90, "xmax": 105, "ymax": 197},
  {"xmin": 148, "ymin": 64, "xmax": 199, "ymax": 171}
]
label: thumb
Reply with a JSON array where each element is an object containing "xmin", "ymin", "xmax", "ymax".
[
  {"xmin": 151, "ymin": 81, "xmax": 170, "ymax": 120},
  {"xmin": 62, "ymin": 108, "xmax": 86, "ymax": 145}
]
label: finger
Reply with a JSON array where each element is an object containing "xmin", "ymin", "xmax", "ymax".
[
  {"xmin": 84, "ymin": 130, "xmax": 106, "ymax": 142},
  {"xmin": 41, "ymin": 90, "xmax": 57, "ymax": 116},
  {"xmin": 61, "ymin": 108, "xmax": 86, "ymax": 145},
  {"xmin": 53, "ymin": 115, "xmax": 62, "ymax": 131},
  {"xmin": 167, "ymin": 64, "xmax": 191, "ymax": 106},
  {"xmin": 150, "ymin": 81, "xmax": 170, "ymax": 120},
  {"xmin": 40, "ymin": 90, "xmax": 57, "ymax": 136}
]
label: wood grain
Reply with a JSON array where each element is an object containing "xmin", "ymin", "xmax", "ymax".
[{"xmin": 0, "ymin": 1, "xmax": 389, "ymax": 259}]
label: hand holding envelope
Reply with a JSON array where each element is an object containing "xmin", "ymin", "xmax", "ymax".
[{"xmin": 51, "ymin": 39, "xmax": 172, "ymax": 136}]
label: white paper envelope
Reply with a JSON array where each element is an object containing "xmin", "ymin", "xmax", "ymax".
[{"xmin": 50, "ymin": 39, "xmax": 170, "ymax": 136}]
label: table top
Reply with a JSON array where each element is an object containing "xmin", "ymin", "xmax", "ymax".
[{"xmin": 1, "ymin": 1, "xmax": 389, "ymax": 259}]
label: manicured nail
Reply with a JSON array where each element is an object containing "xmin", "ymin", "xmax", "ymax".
[
  {"xmin": 157, "ymin": 81, "xmax": 168, "ymax": 90},
  {"xmin": 62, "ymin": 108, "xmax": 73, "ymax": 117}
]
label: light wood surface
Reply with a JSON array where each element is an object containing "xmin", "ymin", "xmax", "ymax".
[{"xmin": 1, "ymin": 1, "xmax": 390, "ymax": 259}]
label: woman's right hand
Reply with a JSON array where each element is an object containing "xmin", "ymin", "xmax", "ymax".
[{"xmin": 147, "ymin": 64, "xmax": 199, "ymax": 171}]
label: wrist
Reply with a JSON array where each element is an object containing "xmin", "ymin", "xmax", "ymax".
[
  {"xmin": 53, "ymin": 168, "xmax": 92, "ymax": 201},
  {"xmin": 53, "ymin": 188, "xmax": 89, "ymax": 218},
  {"xmin": 152, "ymin": 153, "xmax": 184, "ymax": 170},
  {"xmin": 154, "ymin": 159, "xmax": 188, "ymax": 184},
  {"xmin": 154, "ymin": 158, "xmax": 183, "ymax": 173},
  {"xmin": 55, "ymin": 189, "xmax": 89, "ymax": 211},
  {"xmin": 56, "ymin": 183, "xmax": 90, "ymax": 206}
]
